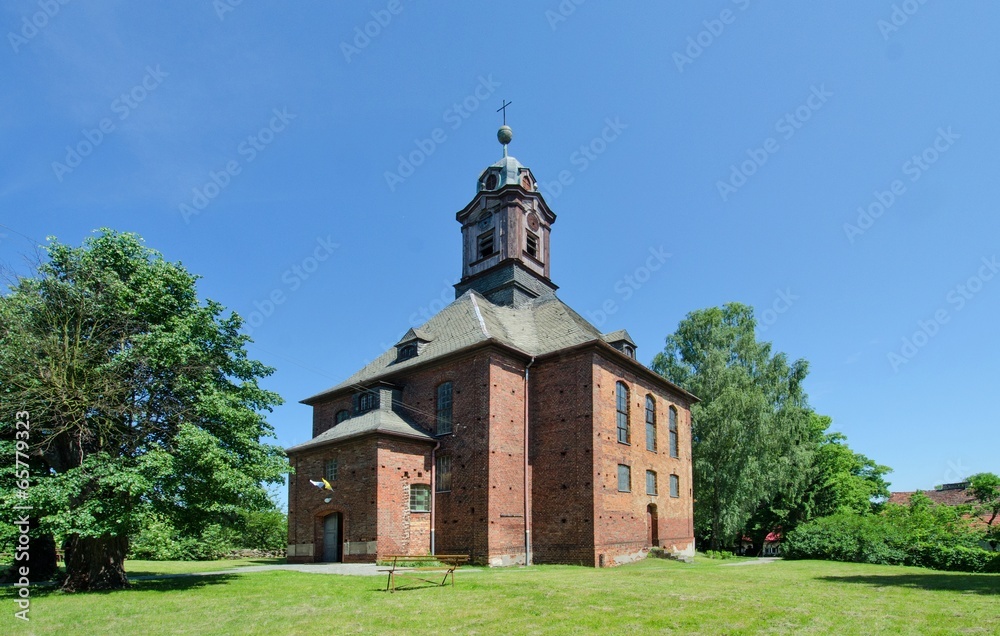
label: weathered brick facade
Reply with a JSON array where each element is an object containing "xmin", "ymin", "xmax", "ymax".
[{"xmin": 287, "ymin": 131, "xmax": 696, "ymax": 567}]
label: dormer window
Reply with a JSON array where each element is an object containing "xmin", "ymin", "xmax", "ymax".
[
  {"xmin": 355, "ymin": 391, "xmax": 376, "ymax": 414},
  {"xmin": 394, "ymin": 328, "xmax": 434, "ymax": 362},
  {"xmin": 601, "ymin": 330, "xmax": 638, "ymax": 359}
]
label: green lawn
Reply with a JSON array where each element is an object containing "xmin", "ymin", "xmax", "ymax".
[{"xmin": 2, "ymin": 557, "xmax": 997, "ymax": 635}]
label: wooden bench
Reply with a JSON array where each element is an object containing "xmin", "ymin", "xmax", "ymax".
[{"xmin": 380, "ymin": 554, "xmax": 470, "ymax": 592}]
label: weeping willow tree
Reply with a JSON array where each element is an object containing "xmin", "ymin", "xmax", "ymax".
[{"xmin": 0, "ymin": 230, "xmax": 287, "ymax": 591}]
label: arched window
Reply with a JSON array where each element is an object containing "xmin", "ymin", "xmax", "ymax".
[
  {"xmin": 436, "ymin": 382, "xmax": 453, "ymax": 435},
  {"xmin": 645, "ymin": 395, "xmax": 656, "ymax": 452},
  {"xmin": 669, "ymin": 406, "xmax": 679, "ymax": 458},
  {"xmin": 335, "ymin": 409, "xmax": 349, "ymax": 424},
  {"xmin": 616, "ymin": 382, "xmax": 630, "ymax": 444}
]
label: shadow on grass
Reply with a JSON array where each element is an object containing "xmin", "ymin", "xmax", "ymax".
[
  {"xmin": 819, "ymin": 573, "xmax": 1000, "ymax": 596},
  {"xmin": 0, "ymin": 573, "xmax": 238, "ymax": 600}
]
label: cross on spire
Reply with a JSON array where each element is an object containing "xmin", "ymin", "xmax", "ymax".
[{"xmin": 497, "ymin": 100, "xmax": 512, "ymax": 125}]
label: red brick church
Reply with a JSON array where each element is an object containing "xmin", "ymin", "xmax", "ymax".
[{"xmin": 286, "ymin": 124, "xmax": 696, "ymax": 566}]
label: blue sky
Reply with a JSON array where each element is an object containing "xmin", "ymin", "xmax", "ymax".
[{"xmin": 2, "ymin": 1, "xmax": 997, "ymax": 500}]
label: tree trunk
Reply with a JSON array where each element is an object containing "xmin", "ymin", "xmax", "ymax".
[
  {"xmin": 29, "ymin": 517, "xmax": 60, "ymax": 583},
  {"xmin": 61, "ymin": 534, "xmax": 129, "ymax": 592},
  {"xmin": 710, "ymin": 513, "xmax": 721, "ymax": 551}
]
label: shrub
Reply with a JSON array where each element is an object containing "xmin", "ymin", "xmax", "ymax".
[{"xmin": 784, "ymin": 509, "xmax": 996, "ymax": 572}]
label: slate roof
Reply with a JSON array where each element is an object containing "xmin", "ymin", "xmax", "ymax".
[
  {"xmin": 285, "ymin": 406, "xmax": 434, "ymax": 453},
  {"xmin": 304, "ymin": 290, "xmax": 612, "ymax": 403},
  {"xmin": 302, "ymin": 289, "xmax": 698, "ymax": 407},
  {"xmin": 601, "ymin": 329, "xmax": 636, "ymax": 346}
]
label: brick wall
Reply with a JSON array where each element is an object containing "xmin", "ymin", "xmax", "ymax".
[
  {"xmin": 287, "ymin": 436, "xmax": 379, "ymax": 563},
  {"xmin": 291, "ymin": 342, "xmax": 695, "ymax": 567},
  {"xmin": 395, "ymin": 350, "xmax": 493, "ymax": 561},
  {"xmin": 376, "ymin": 437, "xmax": 433, "ymax": 557},
  {"xmin": 590, "ymin": 353, "xmax": 695, "ymax": 564},
  {"xmin": 529, "ymin": 350, "xmax": 597, "ymax": 565},
  {"xmin": 486, "ymin": 354, "xmax": 529, "ymax": 565}
]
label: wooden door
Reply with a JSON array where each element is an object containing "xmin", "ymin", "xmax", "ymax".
[{"xmin": 322, "ymin": 513, "xmax": 341, "ymax": 562}]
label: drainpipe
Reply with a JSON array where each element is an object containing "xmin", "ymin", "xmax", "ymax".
[
  {"xmin": 523, "ymin": 356, "xmax": 535, "ymax": 566},
  {"xmin": 430, "ymin": 440, "xmax": 440, "ymax": 555}
]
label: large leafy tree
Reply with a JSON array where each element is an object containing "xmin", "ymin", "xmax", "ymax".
[
  {"xmin": 652, "ymin": 303, "xmax": 811, "ymax": 550},
  {"xmin": 803, "ymin": 420, "xmax": 891, "ymax": 518},
  {"xmin": 967, "ymin": 472, "xmax": 1000, "ymax": 549},
  {"xmin": 741, "ymin": 413, "xmax": 891, "ymax": 553},
  {"xmin": 0, "ymin": 230, "xmax": 287, "ymax": 591}
]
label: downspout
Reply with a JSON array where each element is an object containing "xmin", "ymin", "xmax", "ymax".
[
  {"xmin": 523, "ymin": 356, "xmax": 535, "ymax": 566},
  {"xmin": 430, "ymin": 440, "xmax": 440, "ymax": 555}
]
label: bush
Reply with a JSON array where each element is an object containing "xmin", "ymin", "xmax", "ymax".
[
  {"xmin": 906, "ymin": 543, "xmax": 998, "ymax": 573},
  {"xmin": 237, "ymin": 509, "xmax": 286, "ymax": 553},
  {"xmin": 784, "ymin": 509, "xmax": 997, "ymax": 573},
  {"xmin": 704, "ymin": 550, "xmax": 736, "ymax": 560}
]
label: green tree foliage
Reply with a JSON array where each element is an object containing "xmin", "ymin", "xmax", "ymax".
[
  {"xmin": 0, "ymin": 230, "xmax": 288, "ymax": 591},
  {"xmin": 783, "ymin": 494, "xmax": 995, "ymax": 572},
  {"xmin": 800, "ymin": 415, "xmax": 891, "ymax": 518},
  {"xmin": 651, "ymin": 303, "xmax": 811, "ymax": 550},
  {"xmin": 967, "ymin": 472, "xmax": 1000, "ymax": 549}
]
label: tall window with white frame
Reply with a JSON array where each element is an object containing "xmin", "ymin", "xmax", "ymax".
[
  {"xmin": 324, "ymin": 458, "xmax": 338, "ymax": 482},
  {"xmin": 669, "ymin": 406, "xmax": 679, "ymax": 458},
  {"xmin": 669, "ymin": 474, "xmax": 679, "ymax": 498},
  {"xmin": 646, "ymin": 470, "xmax": 657, "ymax": 495},
  {"xmin": 616, "ymin": 381, "xmax": 630, "ymax": 444},
  {"xmin": 617, "ymin": 464, "xmax": 631, "ymax": 492},
  {"xmin": 436, "ymin": 454, "xmax": 452, "ymax": 492},
  {"xmin": 645, "ymin": 395, "xmax": 656, "ymax": 452},
  {"xmin": 436, "ymin": 382, "xmax": 453, "ymax": 435}
]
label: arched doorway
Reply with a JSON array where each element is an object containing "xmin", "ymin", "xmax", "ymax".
[
  {"xmin": 322, "ymin": 513, "xmax": 342, "ymax": 562},
  {"xmin": 647, "ymin": 504, "xmax": 658, "ymax": 547}
]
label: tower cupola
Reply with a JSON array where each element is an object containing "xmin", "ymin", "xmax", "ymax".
[{"xmin": 455, "ymin": 122, "xmax": 557, "ymax": 306}]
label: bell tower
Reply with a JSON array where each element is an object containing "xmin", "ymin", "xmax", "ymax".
[{"xmin": 454, "ymin": 124, "xmax": 558, "ymax": 306}]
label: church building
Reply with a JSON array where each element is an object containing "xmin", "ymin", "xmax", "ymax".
[{"xmin": 286, "ymin": 124, "xmax": 696, "ymax": 567}]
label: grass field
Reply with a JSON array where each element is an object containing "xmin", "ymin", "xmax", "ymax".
[{"xmin": 2, "ymin": 557, "xmax": 997, "ymax": 635}]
